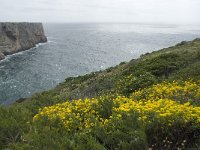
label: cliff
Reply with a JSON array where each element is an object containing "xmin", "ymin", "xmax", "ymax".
[{"xmin": 0, "ymin": 22, "xmax": 47, "ymax": 60}]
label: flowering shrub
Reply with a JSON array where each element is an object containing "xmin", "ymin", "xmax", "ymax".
[
  {"xmin": 33, "ymin": 98, "xmax": 104, "ymax": 131},
  {"xmin": 34, "ymin": 96, "xmax": 200, "ymax": 130},
  {"xmin": 33, "ymin": 80, "xmax": 200, "ymax": 149},
  {"xmin": 114, "ymin": 97, "xmax": 200, "ymax": 125},
  {"xmin": 34, "ymin": 89, "xmax": 200, "ymax": 130},
  {"xmin": 132, "ymin": 80, "xmax": 200, "ymax": 105}
]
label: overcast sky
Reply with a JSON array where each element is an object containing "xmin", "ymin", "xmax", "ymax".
[{"xmin": 0, "ymin": 0, "xmax": 199, "ymax": 24}]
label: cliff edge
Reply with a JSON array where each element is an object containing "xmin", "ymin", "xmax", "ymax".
[{"xmin": 0, "ymin": 22, "xmax": 47, "ymax": 60}]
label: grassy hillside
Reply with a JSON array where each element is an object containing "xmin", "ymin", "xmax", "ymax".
[{"xmin": 0, "ymin": 38, "xmax": 200, "ymax": 149}]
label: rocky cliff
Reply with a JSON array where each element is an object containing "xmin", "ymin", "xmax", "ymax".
[{"xmin": 0, "ymin": 22, "xmax": 47, "ymax": 60}]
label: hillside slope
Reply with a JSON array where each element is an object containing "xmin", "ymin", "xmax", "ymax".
[
  {"xmin": 19, "ymin": 38, "xmax": 200, "ymax": 107},
  {"xmin": 0, "ymin": 38, "xmax": 200, "ymax": 149}
]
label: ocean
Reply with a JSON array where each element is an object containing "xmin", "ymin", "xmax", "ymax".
[{"xmin": 0, "ymin": 23, "xmax": 200, "ymax": 105}]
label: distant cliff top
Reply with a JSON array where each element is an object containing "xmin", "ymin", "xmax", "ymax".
[{"xmin": 0, "ymin": 22, "xmax": 47, "ymax": 60}]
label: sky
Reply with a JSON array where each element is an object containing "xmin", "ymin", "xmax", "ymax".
[{"xmin": 0, "ymin": 0, "xmax": 200, "ymax": 24}]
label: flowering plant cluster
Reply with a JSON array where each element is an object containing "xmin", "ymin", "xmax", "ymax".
[
  {"xmin": 33, "ymin": 81, "xmax": 200, "ymax": 134},
  {"xmin": 132, "ymin": 80, "xmax": 200, "ymax": 105}
]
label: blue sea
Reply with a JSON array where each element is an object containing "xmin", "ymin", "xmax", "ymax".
[{"xmin": 0, "ymin": 23, "xmax": 200, "ymax": 105}]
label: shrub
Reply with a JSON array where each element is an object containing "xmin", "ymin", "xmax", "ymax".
[
  {"xmin": 132, "ymin": 80, "xmax": 200, "ymax": 105},
  {"xmin": 0, "ymin": 106, "xmax": 31, "ymax": 148},
  {"xmin": 115, "ymin": 72, "xmax": 157, "ymax": 96},
  {"xmin": 33, "ymin": 81, "xmax": 200, "ymax": 149}
]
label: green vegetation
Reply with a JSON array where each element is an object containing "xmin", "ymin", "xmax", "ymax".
[{"xmin": 1, "ymin": 38, "xmax": 200, "ymax": 149}]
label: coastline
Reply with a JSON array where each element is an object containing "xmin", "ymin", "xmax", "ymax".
[{"xmin": 0, "ymin": 40, "xmax": 48, "ymax": 63}]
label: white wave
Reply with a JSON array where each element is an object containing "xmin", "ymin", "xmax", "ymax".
[
  {"xmin": 47, "ymin": 36, "xmax": 57, "ymax": 40},
  {"xmin": 48, "ymin": 40, "xmax": 57, "ymax": 44},
  {"xmin": 0, "ymin": 41, "xmax": 48, "ymax": 64},
  {"xmin": 36, "ymin": 41, "xmax": 48, "ymax": 47},
  {"xmin": 0, "ymin": 65, "xmax": 5, "ymax": 69}
]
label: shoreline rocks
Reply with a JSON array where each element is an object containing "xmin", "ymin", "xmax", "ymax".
[{"xmin": 0, "ymin": 22, "xmax": 47, "ymax": 61}]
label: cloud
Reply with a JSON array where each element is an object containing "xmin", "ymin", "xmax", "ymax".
[{"xmin": 0, "ymin": 0, "xmax": 199, "ymax": 24}]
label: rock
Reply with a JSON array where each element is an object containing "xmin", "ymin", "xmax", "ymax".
[
  {"xmin": 0, "ymin": 22, "xmax": 47, "ymax": 60},
  {"xmin": 0, "ymin": 52, "xmax": 5, "ymax": 60}
]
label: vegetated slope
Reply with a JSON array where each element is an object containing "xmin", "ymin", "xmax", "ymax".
[
  {"xmin": 20, "ymin": 38, "xmax": 200, "ymax": 107},
  {"xmin": 0, "ymin": 38, "xmax": 200, "ymax": 149}
]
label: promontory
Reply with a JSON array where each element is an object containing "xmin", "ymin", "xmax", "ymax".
[{"xmin": 0, "ymin": 22, "xmax": 47, "ymax": 60}]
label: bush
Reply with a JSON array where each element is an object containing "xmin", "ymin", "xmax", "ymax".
[
  {"xmin": 145, "ymin": 53, "xmax": 181, "ymax": 77},
  {"xmin": 0, "ymin": 106, "xmax": 31, "ymax": 148},
  {"xmin": 115, "ymin": 72, "xmax": 157, "ymax": 96},
  {"xmin": 132, "ymin": 80, "xmax": 200, "ymax": 105},
  {"xmin": 33, "ymin": 81, "xmax": 200, "ymax": 149}
]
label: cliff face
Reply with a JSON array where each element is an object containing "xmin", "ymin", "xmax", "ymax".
[{"xmin": 0, "ymin": 22, "xmax": 47, "ymax": 60}]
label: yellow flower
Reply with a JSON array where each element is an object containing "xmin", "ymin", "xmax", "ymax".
[{"xmin": 33, "ymin": 80, "xmax": 200, "ymax": 132}]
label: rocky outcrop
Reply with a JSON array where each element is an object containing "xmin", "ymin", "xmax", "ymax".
[{"xmin": 0, "ymin": 22, "xmax": 47, "ymax": 60}]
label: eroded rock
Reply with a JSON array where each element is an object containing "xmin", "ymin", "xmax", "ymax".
[{"xmin": 0, "ymin": 22, "xmax": 47, "ymax": 60}]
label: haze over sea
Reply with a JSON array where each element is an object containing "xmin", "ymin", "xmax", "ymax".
[{"xmin": 0, "ymin": 23, "xmax": 200, "ymax": 105}]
